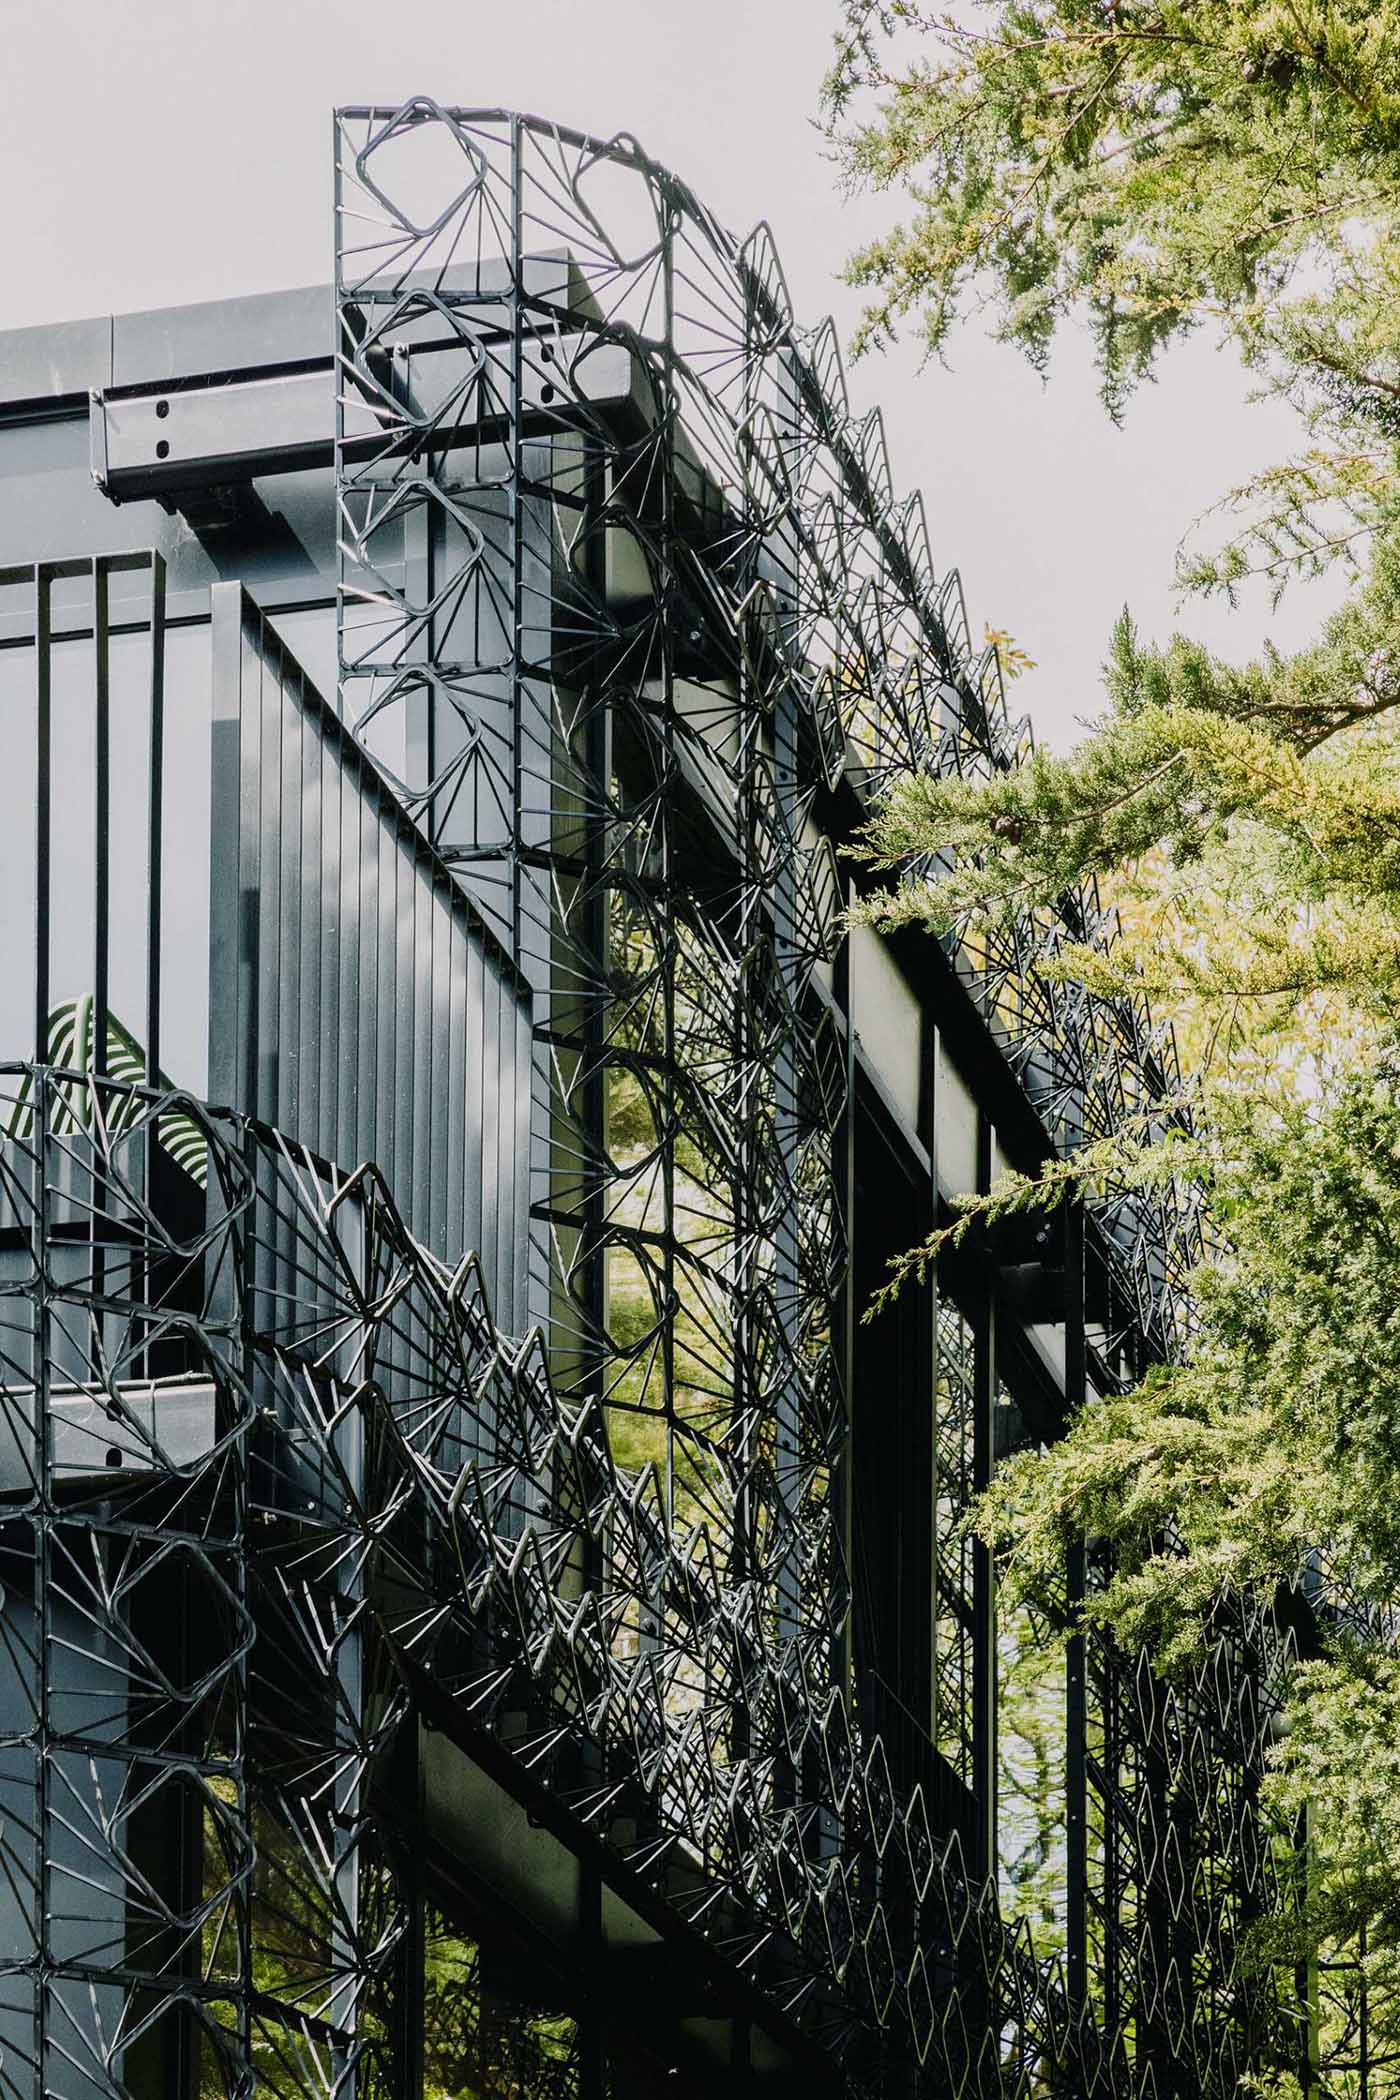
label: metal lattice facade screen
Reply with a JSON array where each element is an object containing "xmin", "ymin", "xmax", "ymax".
[{"xmin": 0, "ymin": 96, "xmax": 1335, "ymax": 2099}]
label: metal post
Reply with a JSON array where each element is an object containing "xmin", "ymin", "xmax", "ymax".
[
  {"xmin": 34, "ymin": 566, "xmax": 50, "ymax": 1064},
  {"xmin": 92, "ymin": 559, "xmax": 110, "ymax": 1081},
  {"xmin": 145, "ymin": 555, "xmax": 166, "ymax": 1084}
]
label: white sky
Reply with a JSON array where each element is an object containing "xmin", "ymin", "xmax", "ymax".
[{"xmin": 0, "ymin": 0, "xmax": 1343, "ymax": 747}]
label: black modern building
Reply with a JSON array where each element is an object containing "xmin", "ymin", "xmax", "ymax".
[{"xmin": 0, "ymin": 100, "xmax": 1324, "ymax": 2099}]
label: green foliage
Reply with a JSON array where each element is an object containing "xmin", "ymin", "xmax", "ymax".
[
  {"xmin": 8, "ymin": 995, "xmax": 211, "ymax": 1186},
  {"xmin": 825, "ymin": 0, "xmax": 1400, "ymax": 405},
  {"xmin": 826, "ymin": 0, "xmax": 1400, "ymax": 2068},
  {"xmin": 824, "ymin": 0, "xmax": 1400, "ymax": 613},
  {"xmin": 997, "ymin": 1600, "xmax": 1070, "ymax": 1961},
  {"xmin": 977, "ymin": 1072, "xmax": 1400, "ymax": 1666}
]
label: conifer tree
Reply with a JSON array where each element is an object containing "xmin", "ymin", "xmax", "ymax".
[{"xmin": 825, "ymin": 2, "xmax": 1400, "ymax": 2071}]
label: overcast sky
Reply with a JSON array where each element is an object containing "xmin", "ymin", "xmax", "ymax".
[{"xmin": 1, "ymin": 0, "xmax": 1342, "ymax": 746}]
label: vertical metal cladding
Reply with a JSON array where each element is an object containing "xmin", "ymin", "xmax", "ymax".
[{"xmin": 208, "ymin": 582, "xmax": 534, "ymax": 1327}]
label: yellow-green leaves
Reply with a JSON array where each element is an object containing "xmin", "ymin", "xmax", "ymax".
[{"xmin": 825, "ymin": 0, "xmax": 1400, "ymax": 414}]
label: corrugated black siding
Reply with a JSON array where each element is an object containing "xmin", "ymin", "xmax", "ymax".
[{"xmin": 208, "ymin": 582, "xmax": 533, "ymax": 1328}]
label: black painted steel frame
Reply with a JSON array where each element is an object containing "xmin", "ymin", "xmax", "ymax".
[{"xmin": 324, "ymin": 100, "xmax": 1295, "ymax": 2096}]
